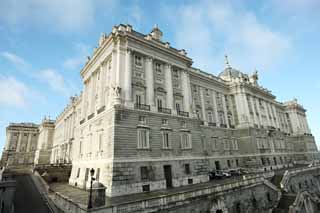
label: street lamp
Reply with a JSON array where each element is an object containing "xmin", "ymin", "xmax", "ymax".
[{"xmin": 87, "ymin": 168, "xmax": 95, "ymax": 209}]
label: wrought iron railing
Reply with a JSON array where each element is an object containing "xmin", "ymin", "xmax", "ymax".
[
  {"xmin": 158, "ymin": 107, "xmax": 171, "ymax": 114},
  {"xmin": 135, "ymin": 103, "xmax": 151, "ymax": 111},
  {"xmin": 208, "ymin": 122, "xmax": 216, "ymax": 127},
  {"xmin": 177, "ymin": 110, "xmax": 189, "ymax": 117}
]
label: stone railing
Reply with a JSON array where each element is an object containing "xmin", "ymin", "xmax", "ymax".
[
  {"xmin": 280, "ymin": 166, "xmax": 320, "ymax": 192},
  {"xmin": 288, "ymin": 190, "xmax": 320, "ymax": 213}
]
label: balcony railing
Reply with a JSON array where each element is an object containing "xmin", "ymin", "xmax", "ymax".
[
  {"xmin": 158, "ymin": 107, "xmax": 171, "ymax": 114},
  {"xmin": 199, "ymin": 120, "xmax": 204, "ymax": 125},
  {"xmin": 97, "ymin": 105, "xmax": 105, "ymax": 114},
  {"xmin": 135, "ymin": 103, "xmax": 151, "ymax": 111},
  {"xmin": 177, "ymin": 110, "xmax": 189, "ymax": 117},
  {"xmin": 229, "ymin": 124, "xmax": 235, "ymax": 129},
  {"xmin": 220, "ymin": 124, "xmax": 227, "ymax": 128},
  {"xmin": 87, "ymin": 113, "xmax": 95, "ymax": 120},
  {"xmin": 208, "ymin": 122, "xmax": 216, "ymax": 127},
  {"xmin": 80, "ymin": 118, "xmax": 85, "ymax": 125}
]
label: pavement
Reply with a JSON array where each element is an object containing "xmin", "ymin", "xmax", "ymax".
[
  {"xmin": 13, "ymin": 174, "xmax": 51, "ymax": 213},
  {"xmin": 50, "ymin": 175, "xmax": 246, "ymax": 208}
]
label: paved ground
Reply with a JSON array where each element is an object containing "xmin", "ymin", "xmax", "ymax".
[
  {"xmin": 13, "ymin": 174, "xmax": 51, "ymax": 213},
  {"xmin": 50, "ymin": 175, "xmax": 245, "ymax": 207}
]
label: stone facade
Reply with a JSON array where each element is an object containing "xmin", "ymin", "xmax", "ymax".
[
  {"xmin": 1, "ymin": 24, "xmax": 319, "ymax": 200},
  {"xmin": 1, "ymin": 123, "xmax": 39, "ymax": 167}
]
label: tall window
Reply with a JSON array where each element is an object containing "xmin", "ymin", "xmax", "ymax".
[
  {"xmin": 181, "ymin": 133, "xmax": 192, "ymax": 149},
  {"xmin": 176, "ymin": 103, "xmax": 181, "ymax": 112},
  {"xmin": 140, "ymin": 166, "xmax": 149, "ymax": 180},
  {"xmin": 162, "ymin": 131, "xmax": 170, "ymax": 149},
  {"xmin": 157, "ymin": 98, "xmax": 163, "ymax": 109},
  {"xmin": 136, "ymin": 94, "xmax": 141, "ymax": 105},
  {"xmin": 98, "ymin": 133, "xmax": 103, "ymax": 152},
  {"xmin": 135, "ymin": 55, "xmax": 142, "ymax": 67},
  {"xmin": 207, "ymin": 111, "xmax": 214, "ymax": 123},
  {"xmin": 155, "ymin": 63, "xmax": 161, "ymax": 73},
  {"xmin": 79, "ymin": 141, "xmax": 82, "ymax": 155},
  {"xmin": 137, "ymin": 129, "xmax": 149, "ymax": 149},
  {"xmin": 184, "ymin": 164, "xmax": 191, "ymax": 174}
]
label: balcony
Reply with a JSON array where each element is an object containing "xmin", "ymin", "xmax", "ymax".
[
  {"xmin": 177, "ymin": 110, "xmax": 189, "ymax": 117},
  {"xmin": 135, "ymin": 103, "xmax": 151, "ymax": 111},
  {"xmin": 229, "ymin": 124, "xmax": 235, "ymax": 129},
  {"xmin": 220, "ymin": 124, "xmax": 227, "ymax": 128},
  {"xmin": 87, "ymin": 113, "xmax": 95, "ymax": 120},
  {"xmin": 158, "ymin": 107, "xmax": 171, "ymax": 114},
  {"xmin": 79, "ymin": 118, "xmax": 85, "ymax": 125},
  {"xmin": 208, "ymin": 122, "xmax": 216, "ymax": 127},
  {"xmin": 199, "ymin": 120, "xmax": 204, "ymax": 125},
  {"xmin": 97, "ymin": 105, "xmax": 105, "ymax": 114}
]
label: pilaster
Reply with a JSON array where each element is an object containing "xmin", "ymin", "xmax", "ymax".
[
  {"xmin": 16, "ymin": 132, "xmax": 22, "ymax": 152},
  {"xmin": 125, "ymin": 49, "xmax": 133, "ymax": 108},
  {"xmin": 181, "ymin": 70, "xmax": 191, "ymax": 113},
  {"xmin": 165, "ymin": 64, "xmax": 174, "ymax": 113},
  {"xmin": 222, "ymin": 94, "xmax": 229, "ymax": 128},
  {"xmin": 26, "ymin": 133, "xmax": 32, "ymax": 152},
  {"xmin": 145, "ymin": 56, "xmax": 155, "ymax": 110},
  {"xmin": 212, "ymin": 91, "xmax": 219, "ymax": 126},
  {"xmin": 199, "ymin": 87, "xmax": 207, "ymax": 125}
]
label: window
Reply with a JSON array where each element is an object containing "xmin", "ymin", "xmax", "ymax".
[
  {"xmin": 98, "ymin": 133, "xmax": 103, "ymax": 151},
  {"xmin": 140, "ymin": 166, "xmax": 149, "ymax": 180},
  {"xmin": 157, "ymin": 98, "xmax": 163, "ymax": 109},
  {"xmin": 136, "ymin": 94, "xmax": 142, "ymax": 105},
  {"xmin": 176, "ymin": 103, "xmax": 181, "ymax": 112},
  {"xmin": 236, "ymin": 159, "xmax": 239, "ymax": 167},
  {"xmin": 205, "ymin": 89, "xmax": 209, "ymax": 96},
  {"xmin": 162, "ymin": 119, "xmax": 168, "ymax": 125},
  {"xmin": 207, "ymin": 111, "xmax": 214, "ymax": 123},
  {"xmin": 135, "ymin": 55, "xmax": 142, "ymax": 67},
  {"xmin": 211, "ymin": 138, "xmax": 217, "ymax": 150},
  {"xmin": 181, "ymin": 133, "xmax": 191, "ymax": 149},
  {"xmin": 155, "ymin": 63, "xmax": 162, "ymax": 73},
  {"xmin": 139, "ymin": 116, "xmax": 146, "ymax": 124},
  {"xmin": 227, "ymin": 160, "xmax": 231, "ymax": 168},
  {"xmin": 162, "ymin": 132, "xmax": 170, "ymax": 149},
  {"xmin": 232, "ymin": 139, "xmax": 238, "ymax": 150},
  {"xmin": 184, "ymin": 164, "xmax": 191, "ymax": 174},
  {"xmin": 224, "ymin": 139, "xmax": 229, "ymax": 150},
  {"xmin": 181, "ymin": 121, "xmax": 186, "ymax": 128},
  {"xmin": 79, "ymin": 141, "xmax": 82, "ymax": 155},
  {"xmin": 96, "ymin": 168, "xmax": 100, "ymax": 181},
  {"xmin": 76, "ymin": 168, "xmax": 80, "ymax": 178},
  {"xmin": 137, "ymin": 129, "xmax": 149, "ymax": 149}
]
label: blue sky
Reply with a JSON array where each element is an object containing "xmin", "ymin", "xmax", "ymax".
[{"xmin": 0, "ymin": 0, "xmax": 319, "ymax": 152}]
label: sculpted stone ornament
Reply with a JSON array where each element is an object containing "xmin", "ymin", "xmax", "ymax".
[{"xmin": 112, "ymin": 86, "xmax": 122, "ymax": 105}]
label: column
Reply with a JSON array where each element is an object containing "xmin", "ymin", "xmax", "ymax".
[
  {"xmin": 145, "ymin": 56, "xmax": 155, "ymax": 110},
  {"xmin": 263, "ymin": 101, "xmax": 271, "ymax": 127},
  {"xmin": 99, "ymin": 64, "xmax": 105, "ymax": 108},
  {"xmin": 26, "ymin": 133, "xmax": 32, "ymax": 152},
  {"xmin": 199, "ymin": 87, "xmax": 207, "ymax": 125},
  {"xmin": 165, "ymin": 64, "xmax": 174, "ymax": 112},
  {"xmin": 5, "ymin": 132, "xmax": 11, "ymax": 150},
  {"xmin": 212, "ymin": 91, "xmax": 219, "ymax": 126},
  {"xmin": 255, "ymin": 98, "xmax": 263, "ymax": 127},
  {"xmin": 222, "ymin": 94, "xmax": 229, "ymax": 128},
  {"xmin": 181, "ymin": 70, "xmax": 191, "ymax": 113},
  {"xmin": 81, "ymin": 82, "xmax": 88, "ymax": 119},
  {"xmin": 125, "ymin": 49, "xmax": 133, "ymax": 106},
  {"xmin": 16, "ymin": 132, "xmax": 22, "ymax": 152},
  {"xmin": 272, "ymin": 105, "xmax": 280, "ymax": 129},
  {"xmin": 250, "ymin": 96, "xmax": 258, "ymax": 126},
  {"xmin": 111, "ymin": 49, "xmax": 117, "ymax": 87}
]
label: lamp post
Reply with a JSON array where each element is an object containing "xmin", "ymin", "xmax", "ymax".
[{"xmin": 87, "ymin": 168, "xmax": 95, "ymax": 209}]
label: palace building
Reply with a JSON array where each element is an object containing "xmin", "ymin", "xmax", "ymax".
[{"xmin": 1, "ymin": 24, "xmax": 318, "ymax": 198}]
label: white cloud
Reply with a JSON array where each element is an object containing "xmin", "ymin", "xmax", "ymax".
[
  {"xmin": 38, "ymin": 69, "xmax": 74, "ymax": 96},
  {"xmin": 164, "ymin": 0, "xmax": 291, "ymax": 73},
  {"xmin": 1, "ymin": 51, "xmax": 30, "ymax": 71},
  {"xmin": 0, "ymin": 75, "xmax": 30, "ymax": 107},
  {"xmin": 63, "ymin": 43, "xmax": 91, "ymax": 70},
  {"xmin": 0, "ymin": 0, "xmax": 95, "ymax": 32}
]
